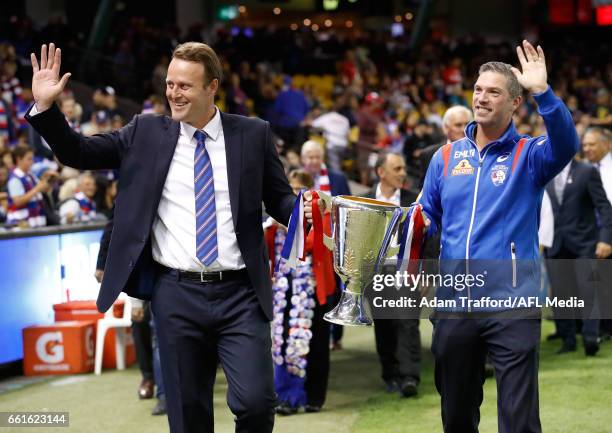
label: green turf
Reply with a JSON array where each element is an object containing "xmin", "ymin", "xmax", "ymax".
[
  {"xmin": 0, "ymin": 320, "xmax": 610, "ymax": 433},
  {"xmin": 352, "ymin": 320, "xmax": 612, "ymax": 433}
]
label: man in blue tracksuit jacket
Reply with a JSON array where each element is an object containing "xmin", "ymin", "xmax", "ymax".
[{"xmin": 418, "ymin": 41, "xmax": 579, "ymax": 433}]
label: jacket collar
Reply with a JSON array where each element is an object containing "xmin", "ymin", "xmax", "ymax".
[{"xmin": 465, "ymin": 120, "xmax": 521, "ymax": 151}]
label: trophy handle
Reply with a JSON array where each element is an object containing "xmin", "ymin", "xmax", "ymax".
[
  {"xmin": 387, "ymin": 244, "xmax": 400, "ymax": 257},
  {"xmin": 316, "ymin": 191, "xmax": 334, "ymax": 251},
  {"xmin": 385, "ymin": 206, "xmax": 413, "ymax": 258},
  {"xmin": 400, "ymin": 206, "xmax": 412, "ymax": 222}
]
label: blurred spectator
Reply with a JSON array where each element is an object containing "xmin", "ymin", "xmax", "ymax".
[
  {"xmin": 35, "ymin": 166, "xmax": 61, "ymax": 226},
  {"xmin": 81, "ymin": 110, "xmax": 112, "ymax": 136},
  {"xmin": 151, "ymin": 55, "xmax": 170, "ymax": 97},
  {"xmin": 253, "ymin": 64, "xmax": 278, "ymax": 121},
  {"xmin": 589, "ymin": 89, "xmax": 611, "ymax": 128},
  {"xmin": 111, "ymin": 115, "xmax": 125, "ymax": 130},
  {"xmin": 0, "ymin": 161, "xmax": 8, "ymax": 223},
  {"xmin": 418, "ymin": 105, "xmax": 473, "ymax": 185},
  {"xmin": 81, "ymin": 86, "xmax": 117, "ymax": 124},
  {"xmin": 271, "ymin": 76, "xmax": 310, "ymax": 150},
  {"xmin": 59, "ymin": 172, "xmax": 103, "ymax": 224},
  {"xmin": 0, "ymin": 148, "xmax": 14, "ymax": 170},
  {"xmin": 114, "ymin": 40, "xmax": 136, "ymax": 93},
  {"xmin": 284, "ymin": 149, "xmax": 301, "ymax": 173},
  {"xmin": 225, "ymin": 72, "xmax": 248, "ymax": 116},
  {"xmin": 0, "ymin": 162, "xmax": 8, "ymax": 190},
  {"xmin": 309, "ymin": 101, "xmax": 350, "ymax": 172},
  {"xmin": 94, "ymin": 176, "xmax": 118, "ymax": 219},
  {"xmin": 300, "ymin": 140, "xmax": 350, "ymax": 197},
  {"xmin": 142, "ymin": 95, "xmax": 167, "ymax": 115},
  {"xmin": 356, "ymin": 92, "xmax": 384, "ymax": 185},
  {"xmin": 403, "ymin": 119, "xmax": 434, "ymax": 182},
  {"xmin": 238, "ymin": 61, "xmax": 258, "ymax": 101},
  {"xmin": 582, "ymin": 127, "xmax": 612, "ymax": 202},
  {"xmin": 6, "ymin": 145, "xmax": 48, "ymax": 227},
  {"xmin": 442, "ymin": 106, "xmax": 473, "ymax": 144},
  {"xmin": 58, "ymin": 92, "xmax": 81, "ymax": 131},
  {"xmin": 28, "ymin": 92, "xmax": 80, "ymax": 161},
  {"xmin": 0, "ymin": 98, "xmax": 14, "ymax": 144}
]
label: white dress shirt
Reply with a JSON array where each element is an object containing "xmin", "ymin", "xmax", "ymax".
[
  {"xmin": 151, "ymin": 107, "xmax": 244, "ymax": 271},
  {"xmin": 375, "ymin": 183, "xmax": 401, "ymax": 206},
  {"xmin": 538, "ymin": 190, "xmax": 554, "ymax": 248},
  {"xmin": 553, "ymin": 162, "xmax": 572, "ymax": 204},
  {"xmin": 595, "ymin": 152, "xmax": 612, "ymax": 204}
]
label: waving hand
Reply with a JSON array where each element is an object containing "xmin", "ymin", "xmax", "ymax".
[{"xmin": 31, "ymin": 43, "xmax": 72, "ymax": 111}]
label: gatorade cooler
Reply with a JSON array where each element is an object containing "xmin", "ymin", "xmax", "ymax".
[
  {"xmin": 53, "ymin": 300, "xmax": 135, "ymax": 369},
  {"xmin": 23, "ymin": 321, "xmax": 95, "ymax": 375}
]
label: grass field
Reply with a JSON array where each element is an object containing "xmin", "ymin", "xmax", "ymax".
[{"xmin": 0, "ymin": 320, "xmax": 610, "ymax": 433}]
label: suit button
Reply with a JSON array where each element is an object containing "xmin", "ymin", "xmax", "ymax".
[
  {"xmin": 129, "ymin": 260, "xmax": 134, "ymax": 268},
  {"xmin": 236, "ymin": 231, "xmax": 241, "ymax": 235}
]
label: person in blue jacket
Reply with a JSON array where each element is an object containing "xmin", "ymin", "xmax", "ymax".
[{"xmin": 418, "ymin": 40, "xmax": 579, "ymax": 433}]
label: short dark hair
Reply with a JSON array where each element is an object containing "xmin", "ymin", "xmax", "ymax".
[
  {"xmin": 172, "ymin": 42, "xmax": 223, "ymax": 86},
  {"xmin": 11, "ymin": 144, "xmax": 33, "ymax": 164},
  {"xmin": 374, "ymin": 151, "xmax": 404, "ymax": 177},
  {"xmin": 287, "ymin": 169, "xmax": 314, "ymax": 189},
  {"xmin": 478, "ymin": 61, "xmax": 522, "ymax": 99}
]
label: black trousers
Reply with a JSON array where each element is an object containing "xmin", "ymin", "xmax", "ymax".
[
  {"xmin": 373, "ymin": 318, "xmax": 421, "ymax": 384},
  {"xmin": 546, "ymin": 247, "xmax": 600, "ymax": 346},
  {"xmin": 131, "ymin": 302, "xmax": 153, "ymax": 381},
  {"xmin": 151, "ymin": 270, "xmax": 276, "ymax": 433},
  {"xmin": 431, "ymin": 317, "xmax": 541, "ymax": 433}
]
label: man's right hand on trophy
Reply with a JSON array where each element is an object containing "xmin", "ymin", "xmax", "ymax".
[{"xmin": 31, "ymin": 43, "xmax": 72, "ymax": 112}]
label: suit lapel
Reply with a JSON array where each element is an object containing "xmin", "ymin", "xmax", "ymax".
[
  {"xmin": 151, "ymin": 117, "xmax": 180, "ymax": 216},
  {"xmin": 221, "ymin": 112, "xmax": 242, "ymax": 229},
  {"xmin": 546, "ymin": 182, "xmax": 560, "ymax": 210},
  {"xmin": 560, "ymin": 160, "xmax": 576, "ymax": 205}
]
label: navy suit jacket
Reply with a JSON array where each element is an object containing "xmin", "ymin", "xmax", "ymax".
[
  {"xmin": 328, "ymin": 169, "xmax": 351, "ymax": 197},
  {"xmin": 26, "ymin": 104, "xmax": 296, "ymax": 319},
  {"xmin": 546, "ymin": 160, "xmax": 612, "ymax": 258}
]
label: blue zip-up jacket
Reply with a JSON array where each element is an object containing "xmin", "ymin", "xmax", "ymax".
[{"xmin": 418, "ymin": 87, "xmax": 579, "ymax": 311}]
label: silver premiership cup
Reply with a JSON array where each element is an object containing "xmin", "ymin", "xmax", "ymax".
[{"xmin": 316, "ymin": 192, "xmax": 408, "ymax": 326}]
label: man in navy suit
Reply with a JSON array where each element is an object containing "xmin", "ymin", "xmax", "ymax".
[
  {"xmin": 545, "ymin": 158, "xmax": 612, "ymax": 356},
  {"xmin": 27, "ymin": 42, "xmax": 304, "ymax": 433}
]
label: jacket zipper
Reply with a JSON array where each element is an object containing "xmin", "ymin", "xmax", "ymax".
[
  {"xmin": 465, "ymin": 146, "xmax": 491, "ymax": 312},
  {"xmin": 511, "ymin": 242, "xmax": 517, "ymax": 287}
]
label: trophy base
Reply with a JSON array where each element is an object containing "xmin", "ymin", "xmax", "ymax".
[{"xmin": 324, "ymin": 291, "xmax": 373, "ymax": 326}]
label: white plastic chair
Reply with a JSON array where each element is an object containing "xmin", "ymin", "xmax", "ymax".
[{"xmin": 94, "ymin": 294, "xmax": 132, "ymax": 375}]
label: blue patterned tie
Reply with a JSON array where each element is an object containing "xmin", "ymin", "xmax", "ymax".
[{"xmin": 194, "ymin": 130, "xmax": 218, "ymax": 266}]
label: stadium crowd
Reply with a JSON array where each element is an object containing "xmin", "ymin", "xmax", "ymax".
[{"xmin": 0, "ymin": 11, "xmax": 610, "ymax": 423}]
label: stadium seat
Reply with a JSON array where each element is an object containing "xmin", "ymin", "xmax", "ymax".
[{"xmin": 94, "ymin": 294, "xmax": 132, "ymax": 375}]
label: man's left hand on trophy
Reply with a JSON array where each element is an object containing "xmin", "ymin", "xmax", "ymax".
[{"xmin": 303, "ymin": 190, "xmax": 326, "ymax": 224}]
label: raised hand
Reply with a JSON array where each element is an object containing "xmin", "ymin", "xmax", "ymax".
[
  {"xmin": 31, "ymin": 43, "xmax": 72, "ymax": 111},
  {"xmin": 511, "ymin": 40, "xmax": 548, "ymax": 95}
]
